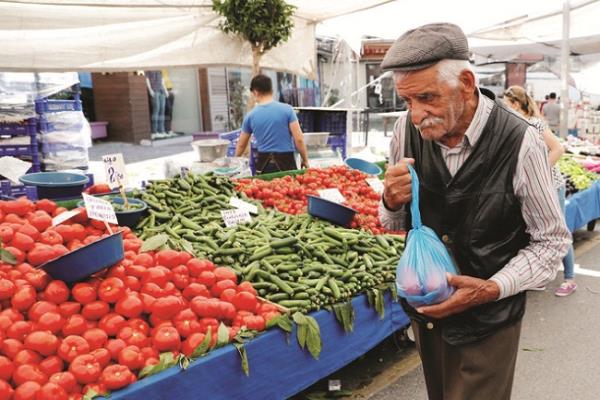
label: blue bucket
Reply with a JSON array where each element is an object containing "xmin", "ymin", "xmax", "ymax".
[
  {"xmin": 307, "ymin": 195, "xmax": 357, "ymax": 227},
  {"xmin": 19, "ymin": 172, "xmax": 89, "ymax": 200},
  {"xmin": 344, "ymin": 158, "xmax": 382, "ymax": 176},
  {"xmin": 38, "ymin": 231, "xmax": 124, "ymax": 284}
]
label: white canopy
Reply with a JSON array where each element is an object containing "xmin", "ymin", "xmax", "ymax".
[{"xmin": 0, "ymin": 0, "xmax": 393, "ymax": 76}]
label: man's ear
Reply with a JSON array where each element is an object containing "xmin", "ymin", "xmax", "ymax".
[{"xmin": 458, "ymin": 70, "xmax": 476, "ymax": 96}]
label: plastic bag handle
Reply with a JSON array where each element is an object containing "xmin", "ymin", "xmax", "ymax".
[{"xmin": 407, "ymin": 164, "xmax": 421, "ymax": 228}]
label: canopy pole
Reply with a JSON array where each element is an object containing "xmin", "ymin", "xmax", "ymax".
[{"xmin": 559, "ymin": 0, "xmax": 570, "ymax": 138}]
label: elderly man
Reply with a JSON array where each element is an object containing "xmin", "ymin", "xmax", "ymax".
[{"xmin": 379, "ymin": 23, "xmax": 570, "ymax": 400}]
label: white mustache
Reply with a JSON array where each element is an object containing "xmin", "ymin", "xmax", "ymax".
[{"xmin": 416, "ymin": 117, "xmax": 444, "ymax": 130}]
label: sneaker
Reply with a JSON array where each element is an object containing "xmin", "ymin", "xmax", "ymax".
[
  {"xmin": 528, "ymin": 286, "xmax": 547, "ymax": 292},
  {"xmin": 555, "ymin": 281, "xmax": 577, "ymax": 297}
]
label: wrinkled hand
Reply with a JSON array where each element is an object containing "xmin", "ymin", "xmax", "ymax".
[
  {"xmin": 383, "ymin": 158, "xmax": 414, "ymax": 210},
  {"xmin": 416, "ymin": 273, "xmax": 500, "ymax": 319}
]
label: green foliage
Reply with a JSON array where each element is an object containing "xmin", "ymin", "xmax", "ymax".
[{"xmin": 212, "ymin": 0, "xmax": 296, "ymax": 53}]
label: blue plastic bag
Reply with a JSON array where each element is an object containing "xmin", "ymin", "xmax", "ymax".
[{"xmin": 396, "ymin": 164, "xmax": 458, "ymax": 308}]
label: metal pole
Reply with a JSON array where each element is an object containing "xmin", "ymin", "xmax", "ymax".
[{"xmin": 560, "ymin": 0, "xmax": 570, "ymax": 138}]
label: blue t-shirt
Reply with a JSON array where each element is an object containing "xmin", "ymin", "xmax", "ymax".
[{"xmin": 241, "ymin": 101, "xmax": 298, "ymax": 153}]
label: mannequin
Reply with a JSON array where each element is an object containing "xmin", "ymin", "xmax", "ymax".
[
  {"xmin": 161, "ymin": 69, "xmax": 175, "ymax": 134},
  {"xmin": 145, "ymin": 70, "xmax": 167, "ymax": 137}
]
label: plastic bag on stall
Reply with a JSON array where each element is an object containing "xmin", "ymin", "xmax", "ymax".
[{"xmin": 396, "ymin": 164, "xmax": 458, "ymax": 308}]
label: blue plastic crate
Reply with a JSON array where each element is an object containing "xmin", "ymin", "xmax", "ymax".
[
  {"xmin": 319, "ymin": 112, "xmax": 346, "ymax": 135},
  {"xmin": 0, "ymin": 119, "xmax": 37, "ymax": 137},
  {"xmin": 35, "ymin": 99, "xmax": 82, "ymax": 114},
  {"xmin": 0, "ymin": 143, "xmax": 36, "ymax": 157},
  {"xmin": 0, "ymin": 180, "xmax": 38, "ymax": 200},
  {"xmin": 41, "ymin": 142, "xmax": 87, "ymax": 153},
  {"xmin": 297, "ymin": 111, "xmax": 315, "ymax": 132},
  {"xmin": 220, "ymin": 129, "xmax": 241, "ymax": 141}
]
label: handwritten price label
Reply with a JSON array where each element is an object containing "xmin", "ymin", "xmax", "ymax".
[
  {"xmin": 102, "ymin": 153, "xmax": 127, "ymax": 190},
  {"xmin": 318, "ymin": 188, "xmax": 346, "ymax": 204},
  {"xmin": 82, "ymin": 193, "xmax": 118, "ymax": 225},
  {"xmin": 220, "ymin": 209, "xmax": 252, "ymax": 227},
  {"xmin": 229, "ymin": 197, "xmax": 258, "ymax": 215}
]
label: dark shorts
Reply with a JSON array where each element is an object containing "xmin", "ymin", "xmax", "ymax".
[{"xmin": 255, "ymin": 152, "xmax": 297, "ymax": 174}]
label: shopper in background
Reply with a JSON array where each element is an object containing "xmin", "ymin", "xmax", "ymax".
[
  {"xmin": 235, "ymin": 74, "xmax": 309, "ymax": 174},
  {"xmin": 503, "ymin": 86, "xmax": 577, "ymax": 296},
  {"xmin": 543, "ymin": 92, "xmax": 561, "ymax": 134},
  {"xmin": 379, "ymin": 22, "xmax": 570, "ymax": 400}
]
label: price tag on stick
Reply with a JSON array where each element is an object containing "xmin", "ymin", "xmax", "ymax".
[
  {"xmin": 102, "ymin": 153, "xmax": 127, "ymax": 190},
  {"xmin": 220, "ymin": 209, "xmax": 252, "ymax": 227},
  {"xmin": 82, "ymin": 193, "xmax": 118, "ymax": 233},
  {"xmin": 318, "ymin": 188, "xmax": 346, "ymax": 204}
]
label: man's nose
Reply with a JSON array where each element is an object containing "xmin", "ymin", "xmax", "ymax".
[{"xmin": 411, "ymin": 106, "xmax": 428, "ymax": 126}]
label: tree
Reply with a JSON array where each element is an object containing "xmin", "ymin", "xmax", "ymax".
[{"xmin": 212, "ymin": 0, "xmax": 296, "ymax": 77}]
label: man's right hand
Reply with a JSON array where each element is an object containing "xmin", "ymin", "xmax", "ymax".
[{"xmin": 383, "ymin": 158, "xmax": 414, "ymax": 211}]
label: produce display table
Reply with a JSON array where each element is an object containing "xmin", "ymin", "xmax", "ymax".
[
  {"xmin": 108, "ymin": 293, "xmax": 409, "ymax": 400},
  {"xmin": 565, "ymin": 180, "xmax": 600, "ymax": 232}
]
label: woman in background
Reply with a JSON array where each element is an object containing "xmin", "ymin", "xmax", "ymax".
[{"xmin": 503, "ymin": 85, "xmax": 577, "ymax": 296}]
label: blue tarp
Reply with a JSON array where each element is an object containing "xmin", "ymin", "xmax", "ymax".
[
  {"xmin": 565, "ymin": 181, "xmax": 600, "ymax": 232},
  {"xmin": 109, "ymin": 293, "xmax": 409, "ymax": 400}
]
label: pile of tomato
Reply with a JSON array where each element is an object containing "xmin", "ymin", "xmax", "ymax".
[
  {"xmin": 0, "ymin": 197, "xmax": 279, "ymax": 399},
  {"xmin": 236, "ymin": 166, "xmax": 389, "ymax": 234}
]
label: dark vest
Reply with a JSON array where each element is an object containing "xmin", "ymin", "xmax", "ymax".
[{"xmin": 402, "ymin": 89, "xmax": 530, "ymax": 345}]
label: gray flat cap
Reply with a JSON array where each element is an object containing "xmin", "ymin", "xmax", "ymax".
[{"xmin": 381, "ymin": 23, "xmax": 469, "ymax": 71}]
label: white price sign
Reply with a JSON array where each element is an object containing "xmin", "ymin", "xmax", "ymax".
[
  {"xmin": 102, "ymin": 153, "xmax": 127, "ymax": 189},
  {"xmin": 82, "ymin": 193, "xmax": 118, "ymax": 225},
  {"xmin": 220, "ymin": 209, "xmax": 252, "ymax": 227},
  {"xmin": 229, "ymin": 197, "xmax": 258, "ymax": 215},
  {"xmin": 366, "ymin": 178, "xmax": 384, "ymax": 194},
  {"xmin": 52, "ymin": 209, "xmax": 81, "ymax": 227},
  {"xmin": 0, "ymin": 156, "xmax": 32, "ymax": 184},
  {"xmin": 318, "ymin": 188, "xmax": 346, "ymax": 204}
]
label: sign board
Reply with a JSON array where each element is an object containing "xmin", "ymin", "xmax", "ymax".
[
  {"xmin": 82, "ymin": 193, "xmax": 118, "ymax": 225},
  {"xmin": 220, "ymin": 209, "xmax": 252, "ymax": 227},
  {"xmin": 0, "ymin": 156, "xmax": 32, "ymax": 184},
  {"xmin": 366, "ymin": 178, "xmax": 384, "ymax": 194},
  {"xmin": 52, "ymin": 209, "xmax": 81, "ymax": 227},
  {"xmin": 318, "ymin": 188, "xmax": 345, "ymax": 204},
  {"xmin": 102, "ymin": 153, "xmax": 127, "ymax": 189},
  {"xmin": 229, "ymin": 197, "xmax": 258, "ymax": 215}
]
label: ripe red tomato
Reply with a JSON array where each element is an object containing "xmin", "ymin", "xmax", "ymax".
[
  {"xmin": 133, "ymin": 253, "xmax": 154, "ymax": 268},
  {"xmin": 24, "ymin": 331, "xmax": 59, "ymax": 356},
  {"xmin": 58, "ymin": 336, "xmax": 90, "ymax": 363},
  {"xmin": 0, "ymin": 279, "xmax": 16, "ymax": 300},
  {"xmin": 13, "ymin": 363, "xmax": 48, "ymax": 386},
  {"xmin": 117, "ymin": 327, "xmax": 149, "ymax": 348},
  {"xmin": 58, "ymin": 302, "xmax": 81, "ymax": 318},
  {"xmin": 43, "ymin": 281, "xmax": 70, "ymax": 304},
  {"xmin": 151, "ymin": 295, "xmax": 183, "ymax": 320},
  {"xmin": 98, "ymin": 277, "xmax": 126, "ymax": 304},
  {"xmin": 196, "ymin": 271, "xmax": 216, "ymax": 287},
  {"xmin": 38, "ymin": 355, "xmax": 64, "ymax": 377},
  {"xmin": 118, "ymin": 345, "xmax": 144, "ymax": 371},
  {"xmin": 213, "ymin": 267, "xmax": 237, "ymax": 283},
  {"xmin": 98, "ymin": 313, "xmax": 127, "ymax": 337},
  {"xmin": 186, "ymin": 259, "xmax": 214, "ymax": 277},
  {"xmin": 115, "ymin": 295, "xmax": 144, "ymax": 319},
  {"xmin": 11, "ymin": 286, "xmax": 37, "ymax": 312},
  {"xmin": 106, "ymin": 339, "xmax": 126, "ymax": 361},
  {"xmin": 6, "ymin": 321, "xmax": 33, "ymax": 341},
  {"xmin": 49, "ymin": 371, "xmax": 78, "ymax": 394},
  {"xmin": 69, "ymin": 354, "xmax": 101, "ymax": 385},
  {"xmin": 220, "ymin": 288, "xmax": 237, "ymax": 303},
  {"xmin": 62, "ymin": 315, "xmax": 87, "ymax": 336},
  {"xmin": 13, "ymin": 349, "xmax": 43, "ymax": 366},
  {"xmin": 232, "ymin": 291, "xmax": 258, "ymax": 312},
  {"xmin": 82, "ymin": 328, "xmax": 108, "ymax": 350},
  {"xmin": 181, "ymin": 332, "xmax": 206, "ymax": 356},
  {"xmin": 71, "ymin": 283, "xmax": 97, "ymax": 305},
  {"xmin": 155, "ymin": 249, "xmax": 180, "ymax": 269},
  {"xmin": 28, "ymin": 301, "xmax": 59, "ymax": 322},
  {"xmin": 101, "ymin": 364, "xmax": 135, "ymax": 390},
  {"xmin": 210, "ymin": 279, "xmax": 236, "ymax": 298},
  {"xmin": 0, "ymin": 379, "xmax": 13, "ymax": 400},
  {"xmin": 36, "ymin": 312, "xmax": 65, "ymax": 334},
  {"xmin": 2, "ymin": 338, "xmax": 24, "ymax": 360},
  {"xmin": 90, "ymin": 348, "xmax": 111, "ymax": 369},
  {"xmin": 81, "ymin": 301, "xmax": 110, "ymax": 321},
  {"xmin": 236, "ymin": 281, "xmax": 257, "ymax": 296},
  {"xmin": 14, "ymin": 381, "xmax": 41, "ymax": 400},
  {"xmin": 152, "ymin": 326, "xmax": 181, "ymax": 352},
  {"xmin": 37, "ymin": 382, "xmax": 68, "ymax": 400},
  {"xmin": 0, "ymin": 355, "xmax": 14, "ymax": 381},
  {"xmin": 182, "ymin": 283, "xmax": 210, "ymax": 300}
]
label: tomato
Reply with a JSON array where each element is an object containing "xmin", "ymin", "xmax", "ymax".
[
  {"xmin": 53, "ymin": 225, "xmax": 75, "ymax": 243},
  {"xmin": 139, "ymin": 346, "xmax": 158, "ymax": 361},
  {"xmin": 43, "ymin": 281, "xmax": 69, "ymax": 304},
  {"xmin": 14, "ymin": 364, "xmax": 48, "ymax": 386},
  {"xmin": 98, "ymin": 313, "xmax": 126, "ymax": 337},
  {"xmin": 49, "ymin": 372, "xmax": 77, "ymax": 394},
  {"xmin": 24, "ymin": 331, "xmax": 59, "ymax": 356},
  {"xmin": 28, "ymin": 302, "xmax": 58, "ymax": 322},
  {"xmin": 182, "ymin": 283, "xmax": 210, "ymax": 300},
  {"xmin": 122, "ymin": 239, "xmax": 142, "ymax": 254},
  {"xmin": 13, "ymin": 349, "xmax": 43, "ymax": 366},
  {"xmin": 124, "ymin": 276, "xmax": 141, "ymax": 292},
  {"xmin": 173, "ymin": 311, "xmax": 201, "ymax": 339},
  {"xmin": 181, "ymin": 332, "xmax": 206, "ymax": 356},
  {"xmin": 115, "ymin": 295, "xmax": 144, "ymax": 319},
  {"xmin": 4, "ymin": 246, "xmax": 25, "ymax": 264},
  {"xmin": 14, "ymin": 381, "xmax": 41, "ymax": 400},
  {"xmin": 232, "ymin": 291, "xmax": 258, "ymax": 312},
  {"xmin": 38, "ymin": 355, "xmax": 64, "ymax": 377},
  {"xmin": 90, "ymin": 348, "xmax": 111, "ymax": 369},
  {"xmin": 36, "ymin": 199, "xmax": 57, "ymax": 215},
  {"xmin": 154, "ymin": 249, "xmax": 180, "ymax": 269},
  {"xmin": 196, "ymin": 271, "xmax": 216, "ymax": 287},
  {"xmin": 71, "ymin": 283, "xmax": 96, "ymax": 305},
  {"xmin": 133, "ymin": 253, "xmax": 154, "ymax": 268},
  {"xmin": 23, "ymin": 270, "xmax": 50, "ymax": 291},
  {"xmin": 142, "ymin": 267, "xmax": 170, "ymax": 287},
  {"xmin": 0, "ymin": 279, "xmax": 15, "ymax": 301},
  {"xmin": 81, "ymin": 301, "xmax": 110, "ymax": 321},
  {"xmin": 99, "ymin": 364, "xmax": 134, "ymax": 391},
  {"xmin": 58, "ymin": 336, "xmax": 90, "ymax": 363},
  {"xmin": 6, "ymin": 321, "xmax": 33, "ymax": 341},
  {"xmin": 118, "ymin": 345, "xmax": 144, "ymax": 371},
  {"xmin": 236, "ymin": 281, "xmax": 257, "ymax": 296},
  {"xmin": 198, "ymin": 317, "xmax": 219, "ymax": 335},
  {"xmin": 69, "ymin": 355, "xmax": 101, "ymax": 385},
  {"xmin": 0, "ymin": 226, "xmax": 14, "ymax": 244},
  {"xmin": 106, "ymin": 339, "xmax": 126, "ymax": 361},
  {"xmin": 152, "ymin": 326, "xmax": 181, "ymax": 352},
  {"xmin": 97, "ymin": 277, "xmax": 125, "ymax": 304},
  {"xmin": 210, "ymin": 279, "xmax": 236, "ymax": 298},
  {"xmin": 151, "ymin": 295, "xmax": 183, "ymax": 320},
  {"xmin": 11, "ymin": 232, "xmax": 35, "ymax": 252},
  {"xmin": 127, "ymin": 319, "xmax": 150, "ymax": 336},
  {"xmin": 2, "ymin": 338, "xmax": 24, "ymax": 360},
  {"xmin": 0, "ymin": 379, "xmax": 13, "ymax": 399},
  {"xmin": 17, "ymin": 223, "xmax": 40, "ymax": 241},
  {"xmin": 36, "ymin": 312, "xmax": 65, "ymax": 334},
  {"xmin": 1, "ymin": 308, "xmax": 24, "ymax": 322},
  {"xmin": 82, "ymin": 328, "xmax": 108, "ymax": 350},
  {"xmin": 242, "ymin": 315, "xmax": 266, "ymax": 331},
  {"xmin": 219, "ymin": 288, "xmax": 237, "ymax": 304},
  {"xmin": 213, "ymin": 267, "xmax": 237, "ymax": 283},
  {"xmin": 0, "ymin": 356, "xmax": 13, "ymax": 381},
  {"xmin": 58, "ymin": 302, "xmax": 81, "ymax": 319},
  {"xmin": 186, "ymin": 259, "xmax": 214, "ymax": 277},
  {"xmin": 62, "ymin": 315, "xmax": 87, "ymax": 337},
  {"xmin": 36, "ymin": 382, "xmax": 68, "ymax": 400},
  {"xmin": 11, "ymin": 286, "xmax": 36, "ymax": 312},
  {"xmin": 117, "ymin": 327, "xmax": 149, "ymax": 348}
]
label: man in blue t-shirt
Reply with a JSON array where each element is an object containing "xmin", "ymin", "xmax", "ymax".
[{"xmin": 235, "ymin": 74, "xmax": 309, "ymax": 174}]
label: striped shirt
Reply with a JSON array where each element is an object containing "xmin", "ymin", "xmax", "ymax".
[
  {"xmin": 380, "ymin": 90, "xmax": 571, "ymax": 300},
  {"xmin": 528, "ymin": 116, "xmax": 566, "ymax": 190}
]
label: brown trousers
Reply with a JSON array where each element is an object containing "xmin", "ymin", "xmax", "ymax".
[{"xmin": 412, "ymin": 319, "xmax": 522, "ymax": 400}]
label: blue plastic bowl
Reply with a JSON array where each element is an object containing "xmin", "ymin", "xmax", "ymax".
[
  {"xmin": 307, "ymin": 195, "xmax": 357, "ymax": 227},
  {"xmin": 38, "ymin": 232, "xmax": 124, "ymax": 283},
  {"xmin": 19, "ymin": 172, "xmax": 89, "ymax": 200},
  {"xmin": 344, "ymin": 158, "xmax": 383, "ymax": 176},
  {"xmin": 77, "ymin": 197, "xmax": 148, "ymax": 228}
]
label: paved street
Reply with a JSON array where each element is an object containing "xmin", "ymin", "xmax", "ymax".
[{"xmin": 371, "ymin": 229, "xmax": 600, "ymax": 400}]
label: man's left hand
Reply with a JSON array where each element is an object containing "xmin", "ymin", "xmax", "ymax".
[{"xmin": 416, "ymin": 273, "xmax": 500, "ymax": 319}]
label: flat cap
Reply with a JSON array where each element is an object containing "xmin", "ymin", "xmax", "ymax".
[{"xmin": 381, "ymin": 22, "xmax": 470, "ymax": 71}]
